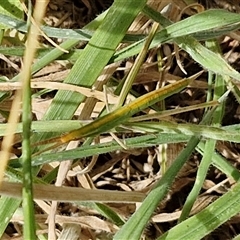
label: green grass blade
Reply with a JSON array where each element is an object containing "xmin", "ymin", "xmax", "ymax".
[
  {"xmin": 3, "ymin": 8, "xmax": 240, "ymax": 44},
  {"xmin": 179, "ymin": 139, "xmax": 217, "ymax": 222},
  {"xmin": 197, "ymin": 142, "xmax": 240, "ymax": 182},
  {"xmin": 0, "ymin": 120, "xmax": 86, "ymax": 135},
  {"xmin": 4, "ymin": 8, "xmax": 240, "ymax": 83},
  {"xmin": 10, "ymin": 10, "xmax": 107, "ymax": 82},
  {"xmin": 157, "ymin": 180, "xmax": 240, "ymax": 240},
  {"xmin": 20, "ymin": 0, "xmax": 49, "ymax": 238},
  {"xmin": 113, "ymin": 136, "xmax": 201, "ymax": 240},
  {"xmin": 113, "ymin": 101, "xmax": 218, "ymax": 239},
  {"xmin": 123, "ymin": 121, "xmax": 240, "ymax": 142},
  {"xmin": 179, "ymin": 38, "xmax": 227, "ymax": 222},
  {"xmin": 6, "ymin": 133, "xmax": 189, "ymax": 167},
  {"xmin": 114, "ymin": 7, "xmax": 240, "ymax": 80},
  {"xmin": 1, "ymin": 120, "xmax": 240, "ymax": 139},
  {"xmin": 116, "ymin": 21, "xmax": 159, "ymax": 108},
  {"xmin": 0, "ymin": 12, "xmax": 145, "ymax": 43},
  {"xmin": 177, "ymin": 37, "xmax": 240, "ymax": 80},
  {"xmin": 77, "ymin": 202, "xmax": 125, "ymax": 227},
  {"xmin": 0, "ymin": 0, "xmax": 23, "ymax": 28},
  {"xmin": 37, "ymin": 0, "xmax": 147, "ymax": 134},
  {"xmin": 0, "ymin": 197, "xmax": 22, "ymax": 236}
]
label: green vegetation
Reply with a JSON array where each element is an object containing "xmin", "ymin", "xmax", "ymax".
[{"xmin": 1, "ymin": 0, "xmax": 240, "ymax": 239}]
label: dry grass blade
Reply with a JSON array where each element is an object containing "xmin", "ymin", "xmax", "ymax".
[
  {"xmin": 57, "ymin": 223, "xmax": 81, "ymax": 240},
  {"xmin": 0, "ymin": 81, "xmax": 118, "ymax": 104},
  {"xmin": 0, "ymin": 181, "xmax": 145, "ymax": 203}
]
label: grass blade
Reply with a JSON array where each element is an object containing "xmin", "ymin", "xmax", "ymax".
[
  {"xmin": 157, "ymin": 180, "xmax": 240, "ymax": 240},
  {"xmin": 113, "ymin": 136, "xmax": 201, "ymax": 240},
  {"xmin": 38, "ymin": 0, "xmax": 147, "ymax": 127},
  {"xmin": 20, "ymin": 0, "xmax": 49, "ymax": 238},
  {"xmin": 113, "ymin": 100, "xmax": 218, "ymax": 239}
]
